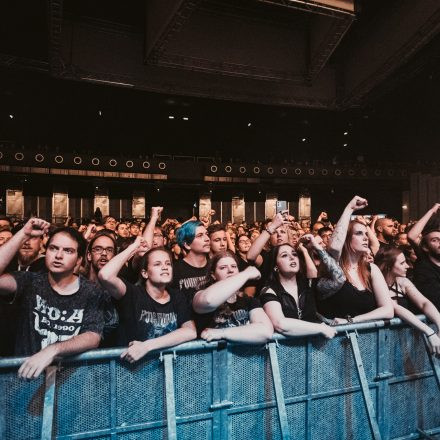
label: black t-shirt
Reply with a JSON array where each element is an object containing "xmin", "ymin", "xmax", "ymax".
[
  {"xmin": 197, "ymin": 294, "xmax": 261, "ymax": 330},
  {"xmin": 259, "ymin": 277, "xmax": 317, "ymax": 322},
  {"xmin": 7, "ymin": 272, "xmax": 105, "ymax": 356},
  {"xmin": 413, "ymin": 255, "xmax": 440, "ymax": 311},
  {"xmin": 115, "ymin": 280, "xmax": 193, "ymax": 345},
  {"xmin": 171, "ymin": 259, "xmax": 210, "ymax": 301},
  {"xmin": 315, "ymin": 281, "xmax": 377, "ymax": 319},
  {"xmin": 0, "ymin": 256, "xmax": 47, "ymax": 356}
]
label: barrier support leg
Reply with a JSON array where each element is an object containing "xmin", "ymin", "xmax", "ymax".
[
  {"xmin": 423, "ymin": 333, "xmax": 440, "ymax": 389},
  {"xmin": 268, "ymin": 342, "xmax": 290, "ymax": 440},
  {"xmin": 41, "ymin": 366, "xmax": 57, "ymax": 440},
  {"xmin": 163, "ymin": 353, "xmax": 177, "ymax": 440},
  {"xmin": 347, "ymin": 331, "xmax": 382, "ymax": 440}
]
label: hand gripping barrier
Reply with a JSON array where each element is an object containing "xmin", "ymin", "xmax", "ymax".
[{"xmin": 1, "ymin": 316, "xmax": 439, "ymax": 440}]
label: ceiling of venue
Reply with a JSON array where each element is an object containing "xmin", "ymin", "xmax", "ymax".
[{"xmin": 1, "ymin": 0, "xmax": 440, "ymax": 164}]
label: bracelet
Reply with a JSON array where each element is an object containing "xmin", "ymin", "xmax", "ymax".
[
  {"xmin": 427, "ymin": 331, "xmax": 436, "ymax": 338},
  {"xmin": 345, "ymin": 315, "xmax": 354, "ymax": 324},
  {"xmin": 265, "ymin": 226, "xmax": 274, "ymax": 235}
]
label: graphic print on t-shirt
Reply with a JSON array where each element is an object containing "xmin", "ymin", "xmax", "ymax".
[
  {"xmin": 178, "ymin": 276, "xmax": 208, "ymax": 291},
  {"xmin": 33, "ymin": 294, "xmax": 84, "ymax": 349},
  {"xmin": 213, "ymin": 303, "xmax": 250, "ymax": 328},
  {"xmin": 138, "ymin": 310, "xmax": 178, "ymax": 339}
]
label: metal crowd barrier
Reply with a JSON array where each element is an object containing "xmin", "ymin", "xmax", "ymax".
[{"xmin": 1, "ymin": 317, "xmax": 439, "ymax": 440}]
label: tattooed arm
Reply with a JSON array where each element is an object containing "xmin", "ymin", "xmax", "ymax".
[
  {"xmin": 327, "ymin": 196, "xmax": 368, "ymax": 261},
  {"xmin": 301, "ymin": 234, "xmax": 346, "ymax": 299},
  {"xmin": 315, "ymin": 248, "xmax": 346, "ymax": 299}
]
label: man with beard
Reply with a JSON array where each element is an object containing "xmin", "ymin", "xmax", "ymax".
[
  {"xmin": 409, "ymin": 203, "xmax": 440, "ymax": 310},
  {"xmin": 375, "ymin": 218, "xmax": 398, "ymax": 248},
  {"xmin": 1, "ymin": 223, "xmax": 46, "ymax": 356},
  {"xmin": 6, "ymin": 226, "xmax": 46, "ymax": 272},
  {"xmin": 85, "ymin": 231, "xmax": 120, "ymax": 346}
]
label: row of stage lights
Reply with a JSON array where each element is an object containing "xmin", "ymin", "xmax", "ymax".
[
  {"xmin": 0, "ymin": 151, "xmax": 165, "ymax": 170},
  {"xmin": 0, "ymin": 151, "xmax": 407, "ymax": 178}
]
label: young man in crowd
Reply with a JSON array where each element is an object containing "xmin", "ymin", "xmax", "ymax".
[
  {"xmin": 85, "ymin": 231, "xmax": 120, "ymax": 346},
  {"xmin": 0, "ymin": 215, "xmax": 12, "ymax": 230},
  {"xmin": 207, "ymin": 223, "xmax": 234, "ymax": 256},
  {"xmin": 103, "ymin": 216, "xmax": 117, "ymax": 231},
  {"xmin": 0, "ymin": 228, "xmax": 13, "ymax": 247},
  {"xmin": 0, "ymin": 219, "xmax": 104, "ymax": 379},
  {"xmin": 172, "ymin": 220, "xmax": 211, "ymax": 301},
  {"xmin": 409, "ymin": 203, "xmax": 440, "ymax": 310},
  {"xmin": 375, "ymin": 217, "xmax": 398, "ymax": 248}
]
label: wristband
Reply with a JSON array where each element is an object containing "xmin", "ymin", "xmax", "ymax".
[
  {"xmin": 265, "ymin": 226, "xmax": 274, "ymax": 235},
  {"xmin": 427, "ymin": 331, "xmax": 436, "ymax": 338},
  {"xmin": 345, "ymin": 315, "xmax": 354, "ymax": 324}
]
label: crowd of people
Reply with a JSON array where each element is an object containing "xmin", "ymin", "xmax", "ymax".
[{"xmin": 1, "ymin": 195, "xmax": 440, "ymax": 379}]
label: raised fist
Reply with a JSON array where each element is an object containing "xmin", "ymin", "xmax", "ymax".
[{"xmin": 22, "ymin": 218, "xmax": 50, "ymax": 238}]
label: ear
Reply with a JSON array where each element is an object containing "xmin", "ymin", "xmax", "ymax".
[
  {"xmin": 183, "ymin": 241, "xmax": 191, "ymax": 251},
  {"xmin": 140, "ymin": 269, "xmax": 148, "ymax": 280},
  {"xmin": 86, "ymin": 252, "xmax": 91, "ymax": 263}
]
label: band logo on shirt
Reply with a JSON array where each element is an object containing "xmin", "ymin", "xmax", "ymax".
[
  {"xmin": 179, "ymin": 276, "xmax": 209, "ymax": 291},
  {"xmin": 138, "ymin": 310, "xmax": 178, "ymax": 338},
  {"xmin": 33, "ymin": 294, "xmax": 84, "ymax": 348}
]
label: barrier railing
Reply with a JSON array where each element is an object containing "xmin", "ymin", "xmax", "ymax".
[{"xmin": 1, "ymin": 317, "xmax": 439, "ymax": 440}]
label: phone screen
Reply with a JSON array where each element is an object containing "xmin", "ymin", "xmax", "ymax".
[{"xmin": 276, "ymin": 201, "xmax": 288, "ymax": 214}]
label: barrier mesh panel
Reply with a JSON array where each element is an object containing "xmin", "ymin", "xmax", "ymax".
[
  {"xmin": 310, "ymin": 391, "xmax": 373, "ymax": 440},
  {"xmin": 311, "ymin": 336, "xmax": 359, "ymax": 393},
  {"xmin": 356, "ymin": 330, "xmax": 378, "ymax": 381},
  {"xmin": 54, "ymin": 361, "xmax": 111, "ymax": 436},
  {"xmin": 229, "ymin": 345, "xmax": 274, "ymax": 406},
  {"xmin": 118, "ymin": 429, "xmax": 165, "ymax": 440},
  {"xmin": 278, "ymin": 339, "xmax": 307, "ymax": 398},
  {"xmin": 174, "ymin": 349, "xmax": 212, "ymax": 417},
  {"xmin": 388, "ymin": 327, "xmax": 431, "ymax": 377},
  {"xmin": 2, "ymin": 369, "xmax": 44, "ymax": 440},
  {"xmin": 230, "ymin": 406, "xmax": 281, "ymax": 440},
  {"xmin": 286, "ymin": 402, "xmax": 306, "ymax": 439},
  {"xmin": 116, "ymin": 355, "xmax": 164, "ymax": 426},
  {"xmin": 389, "ymin": 376, "xmax": 440, "ymax": 439},
  {"xmin": 177, "ymin": 419, "xmax": 212, "ymax": 440}
]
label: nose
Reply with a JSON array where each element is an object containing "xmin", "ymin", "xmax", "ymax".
[{"xmin": 55, "ymin": 249, "xmax": 63, "ymax": 259}]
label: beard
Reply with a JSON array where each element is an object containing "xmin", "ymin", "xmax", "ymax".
[
  {"xmin": 18, "ymin": 249, "xmax": 40, "ymax": 266},
  {"xmin": 428, "ymin": 248, "xmax": 440, "ymax": 262}
]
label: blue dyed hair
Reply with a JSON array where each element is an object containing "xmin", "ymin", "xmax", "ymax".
[{"xmin": 176, "ymin": 220, "xmax": 202, "ymax": 249}]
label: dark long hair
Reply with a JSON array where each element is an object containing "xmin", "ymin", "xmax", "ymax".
[
  {"xmin": 265, "ymin": 243, "xmax": 308, "ymax": 288},
  {"xmin": 205, "ymin": 250, "xmax": 240, "ymax": 286},
  {"xmin": 374, "ymin": 246, "xmax": 402, "ymax": 283}
]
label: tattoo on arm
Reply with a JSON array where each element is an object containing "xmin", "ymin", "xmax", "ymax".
[{"xmin": 315, "ymin": 249, "xmax": 346, "ymax": 299}]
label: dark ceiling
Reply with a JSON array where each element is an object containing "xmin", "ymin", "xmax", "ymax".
[{"xmin": 1, "ymin": 0, "xmax": 440, "ymax": 165}]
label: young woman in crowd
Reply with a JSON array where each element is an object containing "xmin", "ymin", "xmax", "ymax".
[
  {"xmin": 375, "ymin": 246, "xmax": 440, "ymax": 354},
  {"xmin": 192, "ymin": 250, "xmax": 273, "ymax": 343},
  {"xmin": 258, "ymin": 235, "xmax": 339, "ymax": 339},
  {"xmin": 98, "ymin": 236, "xmax": 197, "ymax": 363},
  {"xmin": 317, "ymin": 196, "xmax": 394, "ymax": 324}
]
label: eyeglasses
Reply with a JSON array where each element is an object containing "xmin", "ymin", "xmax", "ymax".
[
  {"xmin": 91, "ymin": 246, "xmax": 115, "ymax": 254},
  {"xmin": 153, "ymin": 233, "xmax": 164, "ymax": 238}
]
